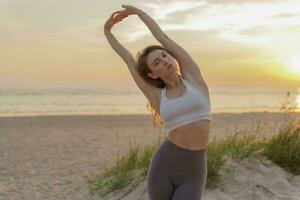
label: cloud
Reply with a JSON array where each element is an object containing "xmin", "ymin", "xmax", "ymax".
[
  {"xmin": 238, "ymin": 25, "xmax": 300, "ymax": 36},
  {"xmin": 118, "ymin": 0, "xmax": 300, "ymax": 46},
  {"xmin": 142, "ymin": 0, "xmax": 206, "ymax": 20},
  {"xmin": 267, "ymin": 13, "xmax": 299, "ymax": 18},
  {"xmin": 203, "ymin": 0, "xmax": 281, "ymax": 5}
]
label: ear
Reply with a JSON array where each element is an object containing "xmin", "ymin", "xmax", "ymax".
[{"xmin": 147, "ymin": 72, "xmax": 158, "ymax": 79}]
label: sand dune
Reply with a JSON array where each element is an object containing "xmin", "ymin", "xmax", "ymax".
[
  {"xmin": 103, "ymin": 155, "xmax": 300, "ymax": 200},
  {"xmin": 0, "ymin": 112, "xmax": 299, "ymax": 199}
]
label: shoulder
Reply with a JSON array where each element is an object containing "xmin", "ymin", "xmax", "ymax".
[{"xmin": 182, "ymin": 71, "xmax": 210, "ymax": 98}]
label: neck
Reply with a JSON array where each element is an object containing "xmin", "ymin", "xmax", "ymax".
[{"xmin": 163, "ymin": 74, "xmax": 182, "ymax": 89}]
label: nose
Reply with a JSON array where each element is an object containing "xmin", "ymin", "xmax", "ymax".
[{"xmin": 162, "ymin": 58, "xmax": 169, "ymax": 66}]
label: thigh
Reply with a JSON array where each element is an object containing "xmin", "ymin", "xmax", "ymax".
[
  {"xmin": 147, "ymin": 143, "xmax": 175, "ymax": 200},
  {"xmin": 170, "ymin": 154, "xmax": 207, "ymax": 200},
  {"xmin": 147, "ymin": 170, "xmax": 174, "ymax": 200},
  {"xmin": 171, "ymin": 180, "xmax": 206, "ymax": 200}
]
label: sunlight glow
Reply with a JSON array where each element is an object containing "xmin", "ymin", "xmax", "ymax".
[{"xmin": 289, "ymin": 57, "xmax": 300, "ymax": 74}]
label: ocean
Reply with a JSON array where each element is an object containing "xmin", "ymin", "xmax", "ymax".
[{"xmin": 0, "ymin": 87, "xmax": 299, "ymax": 117}]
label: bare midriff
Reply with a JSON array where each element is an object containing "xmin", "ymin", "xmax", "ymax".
[{"xmin": 167, "ymin": 120, "xmax": 211, "ymax": 150}]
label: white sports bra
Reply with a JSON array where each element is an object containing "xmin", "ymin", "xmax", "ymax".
[{"xmin": 159, "ymin": 76, "xmax": 212, "ymax": 134}]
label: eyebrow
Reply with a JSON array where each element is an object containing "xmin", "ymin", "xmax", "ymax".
[{"xmin": 152, "ymin": 51, "xmax": 165, "ymax": 66}]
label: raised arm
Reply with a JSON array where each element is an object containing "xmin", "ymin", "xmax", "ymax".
[
  {"xmin": 122, "ymin": 5, "xmax": 206, "ymax": 83},
  {"xmin": 104, "ymin": 12, "xmax": 134, "ymax": 64},
  {"xmin": 103, "ymin": 11, "xmax": 159, "ymax": 107},
  {"xmin": 104, "ymin": 30, "xmax": 133, "ymax": 64}
]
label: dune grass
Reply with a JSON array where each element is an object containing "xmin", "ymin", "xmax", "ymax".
[
  {"xmin": 205, "ymin": 129, "xmax": 265, "ymax": 188},
  {"xmin": 86, "ymin": 92, "xmax": 300, "ymax": 196},
  {"xmin": 85, "ymin": 136, "xmax": 164, "ymax": 196},
  {"xmin": 262, "ymin": 120, "xmax": 300, "ymax": 174}
]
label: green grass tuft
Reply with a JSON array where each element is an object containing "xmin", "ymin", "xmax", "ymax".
[{"xmin": 262, "ymin": 120, "xmax": 300, "ymax": 174}]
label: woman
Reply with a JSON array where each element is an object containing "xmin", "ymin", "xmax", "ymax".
[{"xmin": 104, "ymin": 4, "xmax": 212, "ymax": 200}]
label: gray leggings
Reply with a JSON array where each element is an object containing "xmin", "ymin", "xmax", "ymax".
[{"xmin": 147, "ymin": 138, "xmax": 207, "ymax": 200}]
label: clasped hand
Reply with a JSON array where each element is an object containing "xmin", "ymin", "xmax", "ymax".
[{"xmin": 104, "ymin": 4, "xmax": 144, "ymax": 31}]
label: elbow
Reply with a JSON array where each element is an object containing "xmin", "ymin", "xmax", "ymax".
[
  {"xmin": 125, "ymin": 57, "xmax": 137, "ymax": 66},
  {"xmin": 157, "ymin": 32, "xmax": 169, "ymax": 43}
]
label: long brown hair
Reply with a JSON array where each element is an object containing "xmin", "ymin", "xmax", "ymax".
[{"xmin": 135, "ymin": 44, "xmax": 179, "ymax": 128}]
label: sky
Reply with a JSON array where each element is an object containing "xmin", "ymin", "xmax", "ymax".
[{"xmin": 1, "ymin": 0, "xmax": 300, "ymax": 90}]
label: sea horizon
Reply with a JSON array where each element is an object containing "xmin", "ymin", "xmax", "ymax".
[{"xmin": 1, "ymin": 86, "xmax": 299, "ymax": 117}]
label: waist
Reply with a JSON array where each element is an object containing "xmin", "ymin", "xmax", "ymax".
[{"xmin": 167, "ymin": 120, "xmax": 210, "ymax": 150}]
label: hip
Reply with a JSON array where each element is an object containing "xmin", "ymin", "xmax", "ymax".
[
  {"xmin": 149, "ymin": 138, "xmax": 208, "ymax": 186},
  {"xmin": 153, "ymin": 138, "xmax": 207, "ymax": 171}
]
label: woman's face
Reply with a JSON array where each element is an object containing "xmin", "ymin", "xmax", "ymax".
[{"xmin": 146, "ymin": 49, "xmax": 177, "ymax": 78}]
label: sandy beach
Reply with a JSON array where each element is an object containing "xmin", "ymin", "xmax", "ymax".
[{"xmin": 0, "ymin": 112, "xmax": 299, "ymax": 200}]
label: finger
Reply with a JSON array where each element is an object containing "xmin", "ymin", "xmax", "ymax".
[
  {"xmin": 110, "ymin": 12, "xmax": 119, "ymax": 19},
  {"xmin": 112, "ymin": 14, "xmax": 123, "ymax": 20},
  {"xmin": 114, "ymin": 16, "xmax": 126, "ymax": 22},
  {"xmin": 112, "ymin": 12, "xmax": 128, "ymax": 19},
  {"xmin": 111, "ymin": 10, "xmax": 124, "ymax": 18},
  {"xmin": 111, "ymin": 11, "xmax": 119, "ymax": 18},
  {"xmin": 114, "ymin": 14, "xmax": 127, "ymax": 21},
  {"xmin": 112, "ymin": 18, "xmax": 122, "ymax": 24},
  {"xmin": 115, "ymin": 12, "xmax": 128, "ymax": 18}
]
